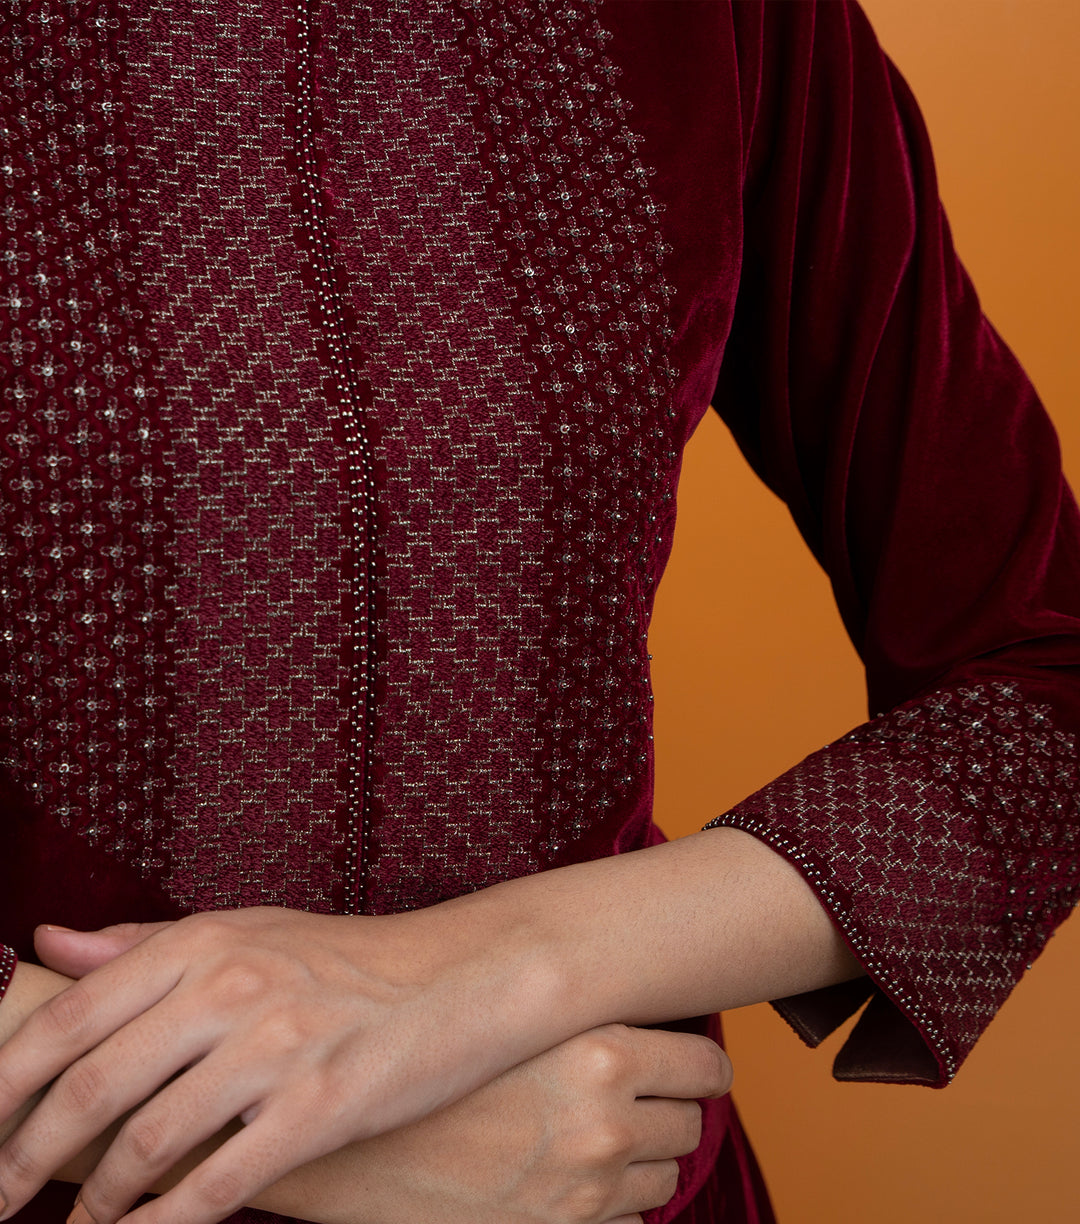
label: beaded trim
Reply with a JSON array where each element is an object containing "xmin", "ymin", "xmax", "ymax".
[
  {"xmin": 129, "ymin": 0, "xmax": 357, "ymax": 911},
  {"xmin": 293, "ymin": 0, "xmax": 378, "ymax": 914},
  {"xmin": 713, "ymin": 813, "xmax": 957, "ymax": 1078},
  {"xmin": 309, "ymin": 0, "xmax": 554, "ymax": 913}
]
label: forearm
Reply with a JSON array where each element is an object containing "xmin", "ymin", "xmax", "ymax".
[
  {"xmin": 0, "ymin": 830, "xmax": 856, "ymax": 1224},
  {"xmin": 438, "ymin": 827, "xmax": 862, "ymax": 1038}
]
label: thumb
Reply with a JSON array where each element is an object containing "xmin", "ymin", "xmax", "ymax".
[{"xmin": 34, "ymin": 920, "xmax": 175, "ymax": 978}]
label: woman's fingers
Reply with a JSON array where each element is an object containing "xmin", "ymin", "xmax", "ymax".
[
  {"xmin": 116, "ymin": 1105, "xmax": 327, "ymax": 1224},
  {"xmin": 0, "ymin": 934, "xmax": 183, "ymax": 1123},
  {"xmin": 34, "ymin": 923, "xmax": 175, "ymax": 981},
  {"xmin": 0, "ymin": 1013, "xmax": 210, "ymax": 1213},
  {"xmin": 2, "ymin": 919, "xmax": 723, "ymax": 1224},
  {"xmin": 0, "ymin": 908, "xmax": 422, "ymax": 1224},
  {"xmin": 626, "ymin": 1098, "xmax": 703, "ymax": 1162},
  {"xmin": 622, "ymin": 1028, "xmax": 733, "ymax": 1101},
  {"xmin": 608, "ymin": 1159, "xmax": 682, "ymax": 1218},
  {"xmin": 74, "ymin": 1064, "xmax": 283, "ymax": 1224}
]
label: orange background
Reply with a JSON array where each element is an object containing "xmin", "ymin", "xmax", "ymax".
[{"xmin": 649, "ymin": 2, "xmax": 1080, "ymax": 1221}]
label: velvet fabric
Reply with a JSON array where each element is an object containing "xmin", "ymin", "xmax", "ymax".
[{"xmin": 2, "ymin": 1, "xmax": 1080, "ymax": 1220}]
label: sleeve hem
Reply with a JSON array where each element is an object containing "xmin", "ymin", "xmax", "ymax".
[
  {"xmin": 768, "ymin": 977, "xmax": 875, "ymax": 1048},
  {"xmin": 704, "ymin": 814, "xmax": 951, "ymax": 1087}
]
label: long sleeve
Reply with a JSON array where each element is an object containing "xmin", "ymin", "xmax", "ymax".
[{"xmin": 707, "ymin": 0, "xmax": 1080, "ymax": 1086}]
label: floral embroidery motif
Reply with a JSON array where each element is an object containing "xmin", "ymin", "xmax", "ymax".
[
  {"xmin": 0, "ymin": 0, "xmax": 169, "ymax": 870},
  {"xmin": 461, "ymin": 0, "xmax": 680, "ymax": 852}
]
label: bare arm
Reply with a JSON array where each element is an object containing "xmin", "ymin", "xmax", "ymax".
[
  {"xmin": 0, "ymin": 828, "xmax": 855, "ymax": 1224},
  {"xmin": 0, "ymin": 956, "xmax": 733, "ymax": 1224}
]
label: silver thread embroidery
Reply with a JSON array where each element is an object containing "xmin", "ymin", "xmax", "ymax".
[
  {"xmin": 127, "ymin": 0, "xmax": 354, "ymax": 911},
  {"xmin": 0, "ymin": 0, "xmax": 168, "ymax": 869},
  {"xmin": 317, "ymin": 0, "xmax": 550, "ymax": 911},
  {"xmin": 463, "ymin": 0, "xmax": 680, "ymax": 853},
  {"xmin": 710, "ymin": 681, "xmax": 1080, "ymax": 1079}
]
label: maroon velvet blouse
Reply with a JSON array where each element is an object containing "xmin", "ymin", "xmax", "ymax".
[{"xmin": 2, "ymin": 1, "xmax": 1079, "ymax": 1220}]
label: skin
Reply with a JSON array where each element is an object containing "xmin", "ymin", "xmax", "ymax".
[
  {"xmin": 0, "ymin": 963, "xmax": 732, "ymax": 1224},
  {"xmin": 0, "ymin": 827, "xmax": 861, "ymax": 1224}
]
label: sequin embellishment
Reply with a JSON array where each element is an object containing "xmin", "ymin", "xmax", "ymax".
[
  {"xmin": 462, "ymin": 0, "xmax": 681, "ymax": 851},
  {"xmin": 0, "ymin": 0, "xmax": 170, "ymax": 868},
  {"xmin": 293, "ymin": 0, "xmax": 378, "ymax": 914},
  {"xmin": 313, "ymin": 0, "xmax": 683, "ymax": 910},
  {"xmin": 710, "ymin": 680, "xmax": 1080, "ymax": 1082},
  {"xmin": 315, "ymin": 0, "xmax": 550, "ymax": 910}
]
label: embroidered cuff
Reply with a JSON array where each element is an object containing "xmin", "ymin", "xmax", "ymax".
[{"xmin": 707, "ymin": 681, "xmax": 1080, "ymax": 1086}]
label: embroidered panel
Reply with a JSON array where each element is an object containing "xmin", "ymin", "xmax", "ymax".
[
  {"xmin": 316, "ymin": 0, "xmax": 682, "ymax": 911},
  {"xmin": 2, "ymin": 0, "xmax": 686, "ymax": 920},
  {"xmin": 459, "ymin": 0, "xmax": 682, "ymax": 854},
  {"xmin": 316, "ymin": 0, "xmax": 549, "ymax": 911},
  {"xmin": 0, "ymin": 0, "xmax": 171, "ymax": 871},
  {"xmin": 710, "ymin": 680, "xmax": 1080, "ymax": 1081},
  {"xmin": 126, "ymin": 0, "xmax": 355, "ymax": 912}
]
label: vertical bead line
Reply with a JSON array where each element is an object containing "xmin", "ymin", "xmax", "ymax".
[{"xmin": 294, "ymin": 0, "xmax": 377, "ymax": 915}]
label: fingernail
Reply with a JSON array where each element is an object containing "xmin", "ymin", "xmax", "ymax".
[
  {"xmin": 67, "ymin": 1196, "xmax": 97, "ymax": 1224},
  {"xmin": 40, "ymin": 924, "xmax": 75, "ymax": 933}
]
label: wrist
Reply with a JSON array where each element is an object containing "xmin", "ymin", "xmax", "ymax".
[
  {"xmin": 426, "ymin": 871, "xmax": 603, "ymax": 1043},
  {"xmin": 402, "ymin": 879, "xmax": 583, "ymax": 1071},
  {"xmin": 0, "ymin": 963, "xmax": 71, "ymax": 1039}
]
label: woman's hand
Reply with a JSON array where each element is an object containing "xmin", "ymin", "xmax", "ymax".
[
  {"xmin": 261, "ymin": 1023, "xmax": 730, "ymax": 1224},
  {"xmin": 0, "ymin": 903, "xmax": 569, "ymax": 1224},
  {"xmin": 0, "ymin": 963, "xmax": 76, "ymax": 1150},
  {"xmin": 2, "ymin": 930, "xmax": 732, "ymax": 1224},
  {"xmin": 0, "ymin": 831, "xmax": 860, "ymax": 1224},
  {"xmin": 14, "ymin": 925, "xmax": 730, "ymax": 1224}
]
